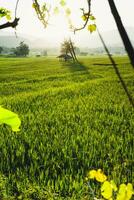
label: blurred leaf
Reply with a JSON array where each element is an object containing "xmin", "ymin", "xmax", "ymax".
[
  {"xmin": 6, "ymin": 14, "xmax": 11, "ymax": 20},
  {"xmin": 60, "ymin": 0, "xmax": 66, "ymax": 7},
  {"xmin": 42, "ymin": 4, "xmax": 48, "ymax": 12},
  {"xmin": 54, "ymin": 7, "xmax": 59, "ymax": 15},
  {"xmin": 65, "ymin": 8, "xmax": 71, "ymax": 16},
  {"xmin": 0, "ymin": 106, "xmax": 21, "ymax": 132}
]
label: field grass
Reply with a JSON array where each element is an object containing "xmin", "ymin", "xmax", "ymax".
[{"xmin": 0, "ymin": 56, "xmax": 134, "ymax": 199}]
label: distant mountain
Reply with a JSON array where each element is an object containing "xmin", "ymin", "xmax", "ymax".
[
  {"xmin": 101, "ymin": 27, "xmax": 134, "ymax": 47},
  {"xmin": 0, "ymin": 36, "xmax": 30, "ymax": 48},
  {"xmin": 0, "ymin": 31, "xmax": 32, "ymax": 48},
  {"xmin": 73, "ymin": 27, "xmax": 134, "ymax": 48},
  {"xmin": 0, "ymin": 27, "xmax": 134, "ymax": 49},
  {"xmin": 0, "ymin": 31, "xmax": 54, "ymax": 48}
]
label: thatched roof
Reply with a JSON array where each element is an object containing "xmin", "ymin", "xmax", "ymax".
[{"xmin": 57, "ymin": 54, "xmax": 72, "ymax": 59}]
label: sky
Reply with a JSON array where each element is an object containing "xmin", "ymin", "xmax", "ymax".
[{"xmin": 1, "ymin": 0, "xmax": 134, "ymax": 46}]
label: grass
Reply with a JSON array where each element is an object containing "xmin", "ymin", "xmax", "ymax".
[{"xmin": 0, "ymin": 56, "xmax": 134, "ymax": 199}]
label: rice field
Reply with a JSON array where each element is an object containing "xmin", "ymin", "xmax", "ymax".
[{"xmin": 0, "ymin": 56, "xmax": 134, "ymax": 199}]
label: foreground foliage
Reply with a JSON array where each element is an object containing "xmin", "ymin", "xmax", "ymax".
[
  {"xmin": 0, "ymin": 56, "xmax": 133, "ymax": 199},
  {"xmin": 0, "ymin": 106, "xmax": 21, "ymax": 132},
  {"xmin": 86, "ymin": 169, "xmax": 133, "ymax": 200}
]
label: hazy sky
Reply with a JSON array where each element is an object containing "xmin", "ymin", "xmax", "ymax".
[{"xmin": 1, "ymin": 0, "xmax": 134, "ymax": 46}]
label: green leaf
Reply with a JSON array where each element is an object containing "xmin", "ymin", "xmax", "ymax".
[
  {"xmin": 89, "ymin": 15, "xmax": 96, "ymax": 20},
  {"xmin": 0, "ymin": 106, "xmax": 21, "ymax": 132},
  {"xmin": 87, "ymin": 24, "xmax": 96, "ymax": 33}
]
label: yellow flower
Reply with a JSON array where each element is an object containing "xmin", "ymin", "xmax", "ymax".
[
  {"xmin": 116, "ymin": 183, "xmax": 134, "ymax": 200},
  {"xmin": 101, "ymin": 181, "xmax": 113, "ymax": 199},
  {"xmin": 87, "ymin": 169, "xmax": 107, "ymax": 182},
  {"xmin": 88, "ymin": 170, "xmax": 97, "ymax": 179},
  {"xmin": 95, "ymin": 169, "xmax": 107, "ymax": 182},
  {"xmin": 101, "ymin": 180, "xmax": 117, "ymax": 199}
]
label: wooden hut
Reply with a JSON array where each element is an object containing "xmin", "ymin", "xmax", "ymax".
[{"xmin": 57, "ymin": 54, "xmax": 73, "ymax": 61}]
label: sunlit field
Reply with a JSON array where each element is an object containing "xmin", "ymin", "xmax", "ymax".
[{"xmin": 0, "ymin": 56, "xmax": 134, "ymax": 199}]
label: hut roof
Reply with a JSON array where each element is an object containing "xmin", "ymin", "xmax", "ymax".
[{"xmin": 57, "ymin": 54, "xmax": 72, "ymax": 59}]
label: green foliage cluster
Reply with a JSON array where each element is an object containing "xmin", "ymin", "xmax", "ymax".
[{"xmin": 0, "ymin": 56, "xmax": 134, "ymax": 199}]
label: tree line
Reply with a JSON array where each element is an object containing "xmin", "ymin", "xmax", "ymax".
[{"xmin": 0, "ymin": 42, "xmax": 29, "ymax": 57}]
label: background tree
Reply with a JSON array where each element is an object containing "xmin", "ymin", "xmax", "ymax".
[
  {"xmin": 13, "ymin": 42, "xmax": 29, "ymax": 57},
  {"xmin": 60, "ymin": 39, "xmax": 78, "ymax": 62},
  {"xmin": 75, "ymin": 47, "xmax": 80, "ymax": 55},
  {"xmin": 61, "ymin": 40, "xmax": 70, "ymax": 55},
  {"xmin": 0, "ymin": 46, "xmax": 3, "ymax": 54},
  {"xmin": 42, "ymin": 50, "xmax": 47, "ymax": 56}
]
